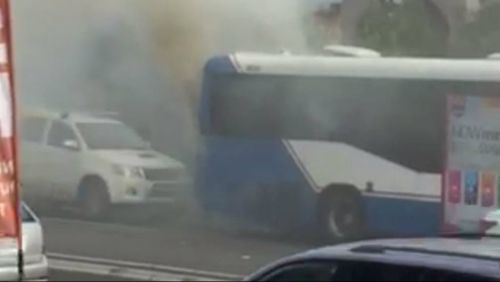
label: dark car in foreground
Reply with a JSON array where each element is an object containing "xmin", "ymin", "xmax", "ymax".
[{"xmin": 246, "ymin": 237, "xmax": 500, "ymax": 281}]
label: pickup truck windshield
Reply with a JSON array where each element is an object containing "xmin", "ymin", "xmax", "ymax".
[{"xmin": 77, "ymin": 122, "xmax": 148, "ymax": 150}]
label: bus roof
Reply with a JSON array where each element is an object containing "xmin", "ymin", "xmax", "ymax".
[{"xmin": 205, "ymin": 52, "xmax": 500, "ymax": 82}]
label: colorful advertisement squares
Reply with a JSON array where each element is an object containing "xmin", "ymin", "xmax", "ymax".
[
  {"xmin": 481, "ymin": 172, "xmax": 496, "ymax": 208},
  {"xmin": 464, "ymin": 171, "xmax": 479, "ymax": 206},
  {"xmin": 448, "ymin": 170, "xmax": 461, "ymax": 204}
]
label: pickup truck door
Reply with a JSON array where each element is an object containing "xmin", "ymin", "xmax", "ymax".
[
  {"xmin": 19, "ymin": 116, "xmax": 50, "ymax": 201},
  {"xmin": 43, "ymin": 120, "xmax": 82, "ymax": 201}
]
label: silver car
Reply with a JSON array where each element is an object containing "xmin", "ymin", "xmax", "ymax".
[{"xmin": 0, "ymin": 203, "xmax": 48, "ymax": 281}]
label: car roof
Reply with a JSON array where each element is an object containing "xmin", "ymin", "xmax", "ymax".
[
  {"xmin": 65, "ymin": 115, "xmax": 121, "ymax": 124},
  {"xmin": 248, "ymin": 238, "xmax": 500, "ymax": 280},
  {"xmin": 301, "ymin": 238, "xmax": 500, "ymax": 260},
  {"xmin": 22, "ymin": 109, "xmax": 122, "ymax": 124}
]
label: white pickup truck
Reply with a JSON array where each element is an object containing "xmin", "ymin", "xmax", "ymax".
[{"xmin": 19, "ymin": 110, "xmax": 188, "ymax": 217}]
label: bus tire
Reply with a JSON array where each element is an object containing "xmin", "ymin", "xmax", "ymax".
[
  {"xmin": 319, "ymin": 188, "xmax": 364, "ymax": 241},
  {"xmin": 78, "ymin": 176, "xmax": 110, "ymax": 219}
]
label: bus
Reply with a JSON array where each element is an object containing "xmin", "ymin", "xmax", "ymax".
[{"xmin": 195, "ymin": 52, "xmax": 500, "ymax": 240}]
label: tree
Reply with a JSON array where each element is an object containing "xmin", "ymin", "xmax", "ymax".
[
  {"xmin": 450, "ymin": 2, "xmax": 500, "ymax": 57},
  {"xmin": 357, "ymin": 0, "xmax": 448, "ymax": 57}
]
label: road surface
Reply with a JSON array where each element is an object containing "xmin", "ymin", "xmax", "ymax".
[
  {"xmin": 40, "ymin": 208, "xmax": 317, "ymax": 281},
  {"xmin": 50, "ymin": 270, "xmax": 132, "ymax": 281}
]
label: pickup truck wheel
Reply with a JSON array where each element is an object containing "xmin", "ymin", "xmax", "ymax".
[
  {"xmin": 320, "ymin": 190, "xmax": 364, "ymax": 241},
  {"xmin": 79, "ymin": 178, "xmax": 110, "ymax": 219}
]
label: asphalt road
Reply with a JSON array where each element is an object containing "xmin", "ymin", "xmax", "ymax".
[
  {"xmin": 39, "ymin": 207, "xmax": 317, "ymax": 281},
  {"xmin": 50, "ymin": 270, "xmax": 132, "ymax": 281}
]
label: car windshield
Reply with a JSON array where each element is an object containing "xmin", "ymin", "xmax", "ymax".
[
  {"xmin": 10, "ymin": 0, "xmax": 500, "ymax": 281},
  {"xmin": 21, "ymin": 204, "xmax": 35, "ymax": 223},
  {"xmin": 77, "ymin": 122, "xmax": 149, "ymax": 150}
]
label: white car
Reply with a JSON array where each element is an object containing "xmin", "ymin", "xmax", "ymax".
[
  {"xmin": 482, "ymin": 210, "xmax": 500, "ymax": 235},
  {"xmin": 0, "ymin": 203, "xmax": 48, "ymax": 281},
  {"xmin": 20, "ymin": 110, "xmax": 188, "ymax": 217}
]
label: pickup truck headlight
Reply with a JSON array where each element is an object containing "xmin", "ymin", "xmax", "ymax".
[{"xmin": 113, "ymin": 165, "xmax": 144, "ymax": 179}]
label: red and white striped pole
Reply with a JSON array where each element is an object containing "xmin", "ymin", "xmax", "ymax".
[{"xmin": 0, "ymin": 0, "xmax": 22, "ymax": 279}]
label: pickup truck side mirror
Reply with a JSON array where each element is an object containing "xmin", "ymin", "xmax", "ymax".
[{"xmin": 62, "ymin": 139, "xmax": 80, "ymax": 151}]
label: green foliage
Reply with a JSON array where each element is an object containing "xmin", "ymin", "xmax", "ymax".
[
  {"xmin": 451, "ymin": 2, "xmax": 500, "ymax": 57},
  {"xmin": 357, "ymin": 0, "xmax": 447, "ymax": 57}
]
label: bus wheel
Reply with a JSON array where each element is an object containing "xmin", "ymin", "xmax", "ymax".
[{"xmin": 320, "ymin": 190, "xmax": 364, "ymax": 241}]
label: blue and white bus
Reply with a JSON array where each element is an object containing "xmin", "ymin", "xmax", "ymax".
[{"xmin": 196, "ymin": 52, "xmax": 500, "ymax": 239}]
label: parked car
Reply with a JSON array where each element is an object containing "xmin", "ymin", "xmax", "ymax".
[
  {"xmin": 481, "ymin": 209, "xmax": 500, "ymax": 234},
  {"xmin": 246, "ymin": 237, "xmax": 500, "ymax": 281},
  {"xmin": 0, "ymin": 203, "xmax": 48, "ymax": 281},
  {"xmin": 20, "ymin": 109, "xmax": 189, "ymax": 217}
]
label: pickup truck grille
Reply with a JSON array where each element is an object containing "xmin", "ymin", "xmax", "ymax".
[
  {"xmin": 149, "ymin": 184, "xmax": 176, "ymax": 198},
  {"xmin": 143, "ymin": 168, "xmax": 182, "ymax": 181}
]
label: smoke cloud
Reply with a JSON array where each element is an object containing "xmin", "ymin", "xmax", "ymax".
[
  {"xmin": 11, "ymin": 0, "xmax": 322, "ymax": 164},
  {"xmin": 12, "ymin": 0, "xmax": 315, "ymax": 103}
]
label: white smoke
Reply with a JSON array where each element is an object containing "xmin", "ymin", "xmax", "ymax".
[
  {"xmin": 12, "ymin": 0, "xmax": 317, "ymax": 105},
  {"xmin": 11, "ymin": 0, "xmax": 324, "ymax": 162}
]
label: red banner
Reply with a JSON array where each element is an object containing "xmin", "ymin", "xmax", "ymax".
[{"xmin": 0, "ymin": 0, "xmax": 20, "ymax": 241}]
